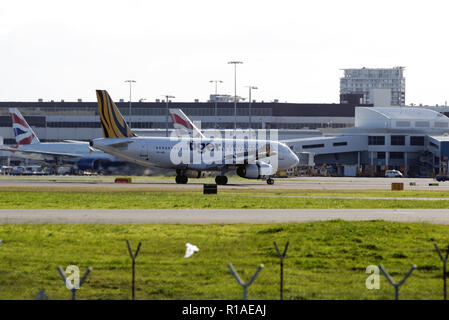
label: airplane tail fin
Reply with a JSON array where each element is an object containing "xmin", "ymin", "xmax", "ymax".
[
  {"xmin": 95, "ymin": 90, "xmax": 136, "ymax": 138},
  {"xmin": 169, "ymin": 108, "xmax": 205, "ymax": 138},
  {"xmin": 9, "ymin": 108, "xmax": 40, "ymax": 145}
]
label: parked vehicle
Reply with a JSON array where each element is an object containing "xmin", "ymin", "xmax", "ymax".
[
  {"xmin": 385, "ymin": 169, "xmax": 403, "ymax": 178},
  {"xmin": 435, "ymin": 175, "xmax": 449, "ymax": 182},
  {"xmin": 10, "ymin": 167, "xmax": 25, "ymax": 175},
  {"xmin": 19, "ymin": 166, "xmax": 42, "ymax": 176}
]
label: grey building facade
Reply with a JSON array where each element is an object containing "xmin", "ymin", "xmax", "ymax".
[{"xmin": 340, "ymin": 67, "xmax": 406, "ymax": 106}]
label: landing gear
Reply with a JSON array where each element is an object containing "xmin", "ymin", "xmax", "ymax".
[
  {"xmin": 267, "ymin": 178, "xmax": 274, "ymax": 185},
  {"xmin": 215, "ymin": 175, "xmax": 228, "ymax": 185},
  {"xmin": 175, "ymin": 175, "xmax": 188, "ymax": 184}
]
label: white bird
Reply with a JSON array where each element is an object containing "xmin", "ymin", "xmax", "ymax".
[{"xmin": 184, "ymin": 243, "xmax": 199, "ymax": 258}]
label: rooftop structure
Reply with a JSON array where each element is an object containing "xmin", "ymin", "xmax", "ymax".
[
  {"xmin": 354, "ymin": 107, "xmax": 449, "ymax": 130},
  {"xmin": 340, "ymin": 67, "xmax": 406, "ymax": 106}
]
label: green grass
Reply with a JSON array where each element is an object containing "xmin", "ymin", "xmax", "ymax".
[
  {"xmin": 225, "ymin": 189, "xmax": 449, "ymax": 198},
  {"xmin": 2, "ymin": 191, "xmax": 449, "ymax": 209},
  {"xmin": 0, "ymin": 221, "xmax": 448, "ymax": 300}
]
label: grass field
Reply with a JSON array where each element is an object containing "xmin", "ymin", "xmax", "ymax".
[
  {"xmin": 0, "ymin": 221, "xmax": 448, "ymax": 300},
  {"xmin": 1, "ymin": 190, "xmax": 449, "ymax": 209}
]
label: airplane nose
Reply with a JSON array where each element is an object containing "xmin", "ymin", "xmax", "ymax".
[{"xmin": 290, "ymin": 151, "xmax": 299, "ymax": 167}]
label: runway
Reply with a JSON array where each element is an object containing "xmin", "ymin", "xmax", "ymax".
[
  {"xmin": 0, "ymin": 175, "xmax": 447, "ymax": 191},
  {"xmin": 2, "ymin": 209, "xmax": 449, "ymax": 224}
]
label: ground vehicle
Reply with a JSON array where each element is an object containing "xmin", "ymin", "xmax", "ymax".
[
  {"xmin": 435, "ymin": 175, "xmax": 449, "ymax": 182},
  {"xmin": 21, "ymin": 166, "xmax": 42, "ymax": 175},
  {"xmin": 10, "ymin": 167, "xmax": 25, "ymax": 175},
  {"xmin": 385, "ymin": 169, "xmax": 403, "ymax": 178}
]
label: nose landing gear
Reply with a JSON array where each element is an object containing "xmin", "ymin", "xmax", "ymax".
[{"xmin": 266, "ymin": 178, "xmax": 274, "ymax": 185}]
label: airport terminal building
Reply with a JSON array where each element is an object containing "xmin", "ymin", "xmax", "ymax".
[
  {"xmin": 284, "ymin": 107, "xmax": 449, "ymax": 177},
  {"xmin": 0, "ymin": 100, "xmax": 362, "ymax": 144}
]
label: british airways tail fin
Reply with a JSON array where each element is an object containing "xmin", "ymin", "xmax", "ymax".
[
  {"xmin": 169, "ymin": 108, "xmax": 205, "ymax": 138},
  {"xmin": 96, "ymin": 90, "xmax": 136, "ymax": 138},
  {"xmin": 9, "ymin": 108, "xmax": 40, "ymax": 145}
]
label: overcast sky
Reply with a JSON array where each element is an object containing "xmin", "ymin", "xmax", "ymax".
[{"xmin": 1, "ymin": 0, "xmax": 448, "ymax": 105}]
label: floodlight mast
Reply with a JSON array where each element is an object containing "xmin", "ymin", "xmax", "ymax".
[
  {"xmin": 210, "ymin": 80, "xmax": 223, "ymax": 129},
  {"xmin": 228, "ymin": 61, "xmax": 243, "ymax": 132},
  {"xmin": 246, "ymin": 85, "xmax": 258, "ymax": 130},
  {"xmin": 164, "ymin": 95, "xmax": 175, "ymax": 137},
  {"xmin": 125, "ymin": 80, "xmax": 136, "ymax": 129}
]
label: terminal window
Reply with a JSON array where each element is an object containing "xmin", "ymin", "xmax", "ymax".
[
  {"xmin": 302, "ymin": 144, "xmax": 324, "ymax": 149},
  {"xmin": 333, "ymin": 142, "xmax": 348, "ymax": 147},
  {"xmin": 415, "ymin": 121, "xmax": 430, "ymax": 128},
  {"xmin": 410, "ymin": 136, "xmax": 424, "ymax": 146},
  {"xmin": 390, "ymin": 152, "xmax": 404, "ymax": 159},
  {"xmin": 396, "ymin": 121, "xmax": 410, "ymax": 127},
  {"xmin": 435, "ymin": 122, "xmax": 449, "ymax": 128},
  {"xmin": 391, "ymin": 135, "xmax": 405, "ymax": 145},
  {"xmin": 368, "ymin": 136, "xmax": 385, "ymax": 145}
]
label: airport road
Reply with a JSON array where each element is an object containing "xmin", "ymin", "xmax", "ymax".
[
  {"xmin": 0, "ymin": 176, "xmax": 447, "ymax": 191},
  {"xmin": 1, "ymin": 209, "xmax": 449, "ymax": 224}
]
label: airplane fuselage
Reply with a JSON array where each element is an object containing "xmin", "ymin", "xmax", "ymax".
[{"xmin": 91, "ymin": 136, "xmax": 299, "ymax": 175}]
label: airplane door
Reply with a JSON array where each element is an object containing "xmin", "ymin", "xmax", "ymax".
[{"xmin": 139, "ymin": 141, "xmax": 148, "ymax": 161}]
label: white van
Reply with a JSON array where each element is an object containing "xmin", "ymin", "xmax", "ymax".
[{"xmin": 385, "ymin": 169, "xmax": 403, "ymax": 178}]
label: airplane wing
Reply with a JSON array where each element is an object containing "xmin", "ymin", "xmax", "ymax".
[
  {"xmin": 97, "ymin": 140, "xmax": 134, "ymax": 150},
  {"xmin": 0, "ymin": 146, "xmax": 82, "ymax": 159},
  {"xmin": 63, "ymin": 140, "xmax": 90, "ymax": 144}
]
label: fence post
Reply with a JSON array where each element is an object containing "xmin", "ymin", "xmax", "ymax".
[
  {"xmin": 35, "ymin": 289, "xmax": 49, "ymax": 300},
  {"xmin": 57, "ymin": 266, "xmax": 92, "ymax": 300},
  {"xmin": 273, "ymin": 241, "xmax": 289, "ymax": 300},
  {"xmin": 434, "ymin": 243, "xmax": 449, "ymax": 300},
  {"xmin": 126, "ymin": 240, "xmax": 142, "ymax": 300},
  {"xmin": 228, "ymin": 263, "xmax": 264, "ymax": 300},
  {"xmin": 379, "ymin": 264, "xmax": 416, "ymax": 300}
]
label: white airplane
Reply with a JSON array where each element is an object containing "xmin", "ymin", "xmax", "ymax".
[
  {"xmin": 0, "ymin": 108, "xmax": 126, "ymax": 172},
  {"xmin": 90, "ymin": 90, "xmax": 299, "ymax": 185}
]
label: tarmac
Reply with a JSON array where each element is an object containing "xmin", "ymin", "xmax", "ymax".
[{"xmin": 0, "ymin": 175, "xmax": 447, "ymax": 191}]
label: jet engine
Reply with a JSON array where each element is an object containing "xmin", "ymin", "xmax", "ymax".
[
  {"xmin": 236, "ymin": 162, "xmax": 273, "ymax": 179},
  {"xmin": 76, "ymin": 158, "xmax": 102, "ymax": 170}
]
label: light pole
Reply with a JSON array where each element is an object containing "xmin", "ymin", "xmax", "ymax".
[
  {"xmin": 246, "ymin": 86, "xmax": 258, "ymax": 130},
  {"xmin": 125, "ymin": 80, "xmax": 136, "ymax": 129},
  {"xmin": 228, "ymin": 61, "xmax": 243, "ymax": 131},
  {"xmin": 164, "ymin": 95, "xmax": 175, "ymax": 137},
  {"xmin": 210, "ymin": 80, "xmax": 223, "ymax": 129}
]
